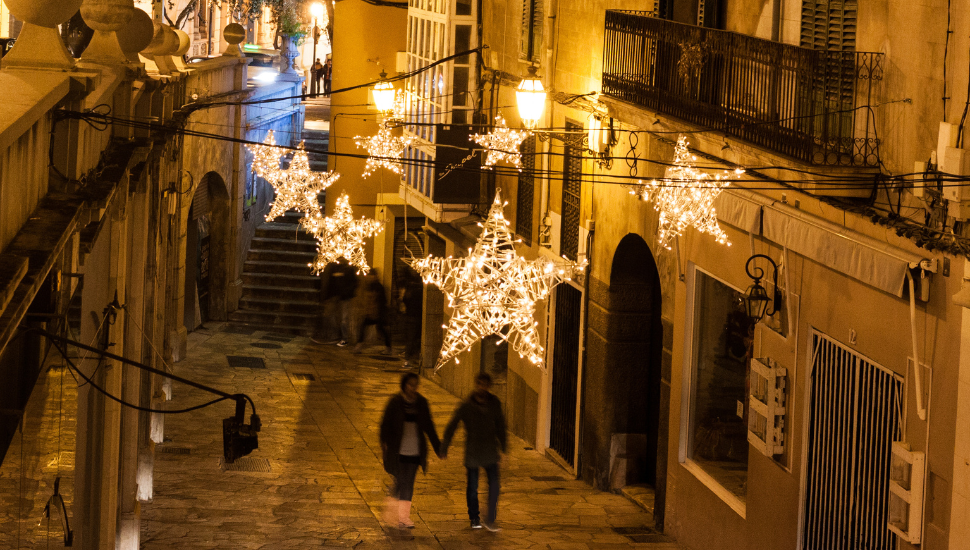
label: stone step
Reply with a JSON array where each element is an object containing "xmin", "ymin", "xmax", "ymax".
[
  {"xmin": 239, "ymin": 297, "xmax": 320, "ymax": 314},
  {"xmin": 241, "ymin": 284, "xmax": 320, "ymax": 302},
  {"xmin": 249, "ymin": 237, "xmax": 318, "ymax": 253},
  {"xmin": 244, "ymin": 259, "xmax": 314, "ymax": 275},
  {"xmin": 247, "ymin": 248, "xmax": 317, "ymax": 263},
  {"xmin": 227, "ymin": 310, "xmax": 318, "ymax": 332},
  {"xmin": 224, "ymin": 320, "xmax": 312, "ymax": 336},
  {"xmin": 255, "ymin": 223, "xmax": 317, "ymax": 241},
  {"xmin": 242, "ymin": 271, "xmax": 320, "ymax": 289}
]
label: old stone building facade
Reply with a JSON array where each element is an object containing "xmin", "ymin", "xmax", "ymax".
[{"xmin": 0, "ymin": 1, "xmax": 302, "ymax": 547}]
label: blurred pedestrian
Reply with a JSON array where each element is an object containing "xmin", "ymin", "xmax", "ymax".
[
  {"xmin": 441, "ymin": 372, "xmax": 507, "ymax": 531},
  {"xmin": 312, "ymin": 260, "xmax": 357, "ymax": 346},
  {"xmin": 380, "ymin": 372, "xmax": 442, "ymax": 529},
  {"xmin": 353, "ymin": 270, "xmax": 392, "ymax": 354},
  {"xmin": 323, "ymin": 58, "xmax": 332, "ymax": 95},
  {"xmin": 400, "ymin": 270, "xmax": 423, "ymax": 368},
  {"xmin": 310, "ymin": 57, "xmax": 324, "ymax": 95}
]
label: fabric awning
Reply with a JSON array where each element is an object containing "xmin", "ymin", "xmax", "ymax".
[
  {"xmin": 761, "ymin": 205, "xmax": 925, "ymax": 297},
  {"xmin": 715, "ymin": 189, "xmax": 927, "ymax": 297}
]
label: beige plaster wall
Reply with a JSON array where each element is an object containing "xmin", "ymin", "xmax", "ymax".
[{"xmin": 329, "ymin": 0, "xmax": 407, "ymax": 239}]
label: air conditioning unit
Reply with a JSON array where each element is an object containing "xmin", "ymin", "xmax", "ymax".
[
  {"xmin": 747, "ymin": 357, "xmax": 786, "ymax": 456},
  {"xmin": 888, "ymin": 441, "xmax": 925, "ymax": 544}
]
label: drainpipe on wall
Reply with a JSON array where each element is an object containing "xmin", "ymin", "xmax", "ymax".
[{"xmin": 578, "ymin": 221, "xmax": 593, "ymax": 478}]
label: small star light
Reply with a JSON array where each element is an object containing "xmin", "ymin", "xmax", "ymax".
[
  {"xmin": 247, "ymin": 130, "xmax": 283, "ymax": 181},
  {"xmin": 302, "ymin": 193, "xmax": 384, "ymax": 274},
  {"xmin": 408, "ymin": 190, "xmax": 586, "ymax": 371},
  {"xmin": 471, "ymin": 115, "xmax": 531, "ymax": 170},
  {"xmin": 264, "ymin": 141, "xmax": 340, "ymax": 222},
  {"xmin": 354, "ymin": 126, "xmax": 414, "ymax": 177},
  {"xmin": 627, "ymin": 136, "xmax": 743, "ymax": 250}
]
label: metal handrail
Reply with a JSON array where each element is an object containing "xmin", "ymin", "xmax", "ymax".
[{"xmin": 602, "ymin": 11, "xmax": 883, "ymax": 167}]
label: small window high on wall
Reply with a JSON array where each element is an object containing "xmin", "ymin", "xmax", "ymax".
[{"xmin": 682, "ymin": 266, "xmax": 753, "ymax": 506}]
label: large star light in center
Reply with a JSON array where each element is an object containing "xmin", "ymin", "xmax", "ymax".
[
  {"xmin": 407, "ymin": 191, "xmax": 586, "ymax": 370},
  {"xmin": 302, "ymin": 192, "xmax": 384, "ymax": 274}
]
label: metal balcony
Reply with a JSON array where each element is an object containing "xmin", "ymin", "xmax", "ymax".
[{"xmin": 603, "ymin": 11, "xmax": 883, "ymax": 167}]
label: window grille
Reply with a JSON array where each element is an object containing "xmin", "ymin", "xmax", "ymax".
[
  {"xmin": 561, "ymin": 123, "xmax": 582, "ymax": 260},
  {"xmin": 516, "ymin": 136, "xmax": 536, "ymax": 245},
  {"xmin": 804, "ymin": 330, "xmax": 901, "ymax": 550}
]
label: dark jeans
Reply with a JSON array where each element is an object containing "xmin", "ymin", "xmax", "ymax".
[
  {"xmin": 393, "ymin": 460, "xmax": 419, "ymax": 501},
  {"xmin": 359, "ymin": 316, "xmax": 391, "ymax": 348},
  {"xmin": 466, "ymin": 463, "xmax": 500, "ymax": 523},
  {"xmin": 404, "ymin": 315, "xmax": 421, "ymax": 360}
]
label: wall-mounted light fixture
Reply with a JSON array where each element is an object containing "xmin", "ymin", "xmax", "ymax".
[
  {"xmin": 516, "ymin": 66, "xmax": 546, "ymax": 130},
  {"xmin": 744, "ymin": 254, "xmax": 782, "ymax": 322},
  {"xmin": 372, "ymin": 70, "xmax": 396, "ymax": 113},
  {"xmin": 587, "ymin": 115, "xmax": 616, "ymax": 168}
]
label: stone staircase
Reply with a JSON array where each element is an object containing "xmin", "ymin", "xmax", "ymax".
[
  {"xmin": 302, "ymin": 128, "xmax": 328, "ymax": 172},
  {"xmin": 228, "ymin": 211, "xmax": 321, "ymax": 335}
]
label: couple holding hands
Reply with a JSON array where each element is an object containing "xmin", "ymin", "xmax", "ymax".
[{"xmin": 380, "ymin": 372, "xmax": 506, "ymax": 532}]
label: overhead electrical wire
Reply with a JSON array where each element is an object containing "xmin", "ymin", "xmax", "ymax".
[{"xmin": 59, "ymin": 107, "xmax": 970, "ymax": 192}]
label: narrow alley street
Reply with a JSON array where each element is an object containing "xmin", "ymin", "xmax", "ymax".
[{"xmin": 139, "ymin": 323, "xmax": 678, "ymax": 549}]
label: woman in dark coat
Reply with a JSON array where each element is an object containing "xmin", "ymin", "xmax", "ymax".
[{"xmin": 379, "ymin": 372, "xmax": 441, "ymax": 528}]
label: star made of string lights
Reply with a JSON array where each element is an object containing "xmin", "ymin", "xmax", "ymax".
[
  {"xmin": 407, "ymin": 191, "xmax": 586, "ymax": 371},
  {"xmin": 248, "ymin": 129, "xmax": 281, "ymax": 179},
  {"xmin": 626, "ymin": 136, "xmax": 744, "ymax": 250},
  {"xmin": 301, "ymin": 192, "xmax": 384, "ymax": 275},
  {"xmin": 354, "ymin": 126, "xmax": 414, "ymax": 177},
  {"xmin": 471, "ymin": 115, "xmax": 531, "ymax": 170},
  {"xmin": 262, "ymin": 141, "xmax": 340, "ymax": 222}
]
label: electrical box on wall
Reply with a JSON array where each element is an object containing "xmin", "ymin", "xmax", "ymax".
[
  {"xmin": 941, "ymin": 146, "xmax": 970, "ymax": 201},
  {"xmin": 887, "ymin": 441, "xmax": 925, "ymax": 544},
  {"xmin": 747, "ymin": 357, "xmax": 787, "ymax": 456}
]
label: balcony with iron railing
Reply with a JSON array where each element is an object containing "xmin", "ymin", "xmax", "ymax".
[{"xmin": 602, "ymin": 11, "xmax": 883, "ymax": 167}]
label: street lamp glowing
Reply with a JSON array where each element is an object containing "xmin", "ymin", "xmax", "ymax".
[
  {"xmin": 516, "ymin": 66, "xmax": 546, "ymax": 129},
  {"xmin": 310, "ymin": 2, "xmax": 325, "ymax": 19},
  {"xmin": 372, "ymin": 70, "xmax": 396, "ymax": 113}
]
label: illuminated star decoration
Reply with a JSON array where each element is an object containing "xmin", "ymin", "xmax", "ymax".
[
  {"xmin": 247, "ymin": 129, "xmax": 282, "ymax": 179},
  {"xmin": 354, "ymin": 126, "xmax": 414, "ymax": 177},
  {"xmin": 301, "ymin": 192, "xmax": 384, "ymax": 275},
  {"xmin": 471, "ymin": 115, "xmax": 531, "ymax": 170},
  {"xmin": 407, "ymin": 191, "xmax": 586, "ymax": 371},
  {"xmin": 626, "ymin": 136, "xmax": 743, "ymax": 249},
  {"xmin": 262, "ymin": 141, "xmax": 340, "ymax": 222}
]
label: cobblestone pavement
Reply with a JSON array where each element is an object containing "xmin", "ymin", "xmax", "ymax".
[{"xmin": 141, "ymin": 323, "xmax": 681, "ymax": 549}]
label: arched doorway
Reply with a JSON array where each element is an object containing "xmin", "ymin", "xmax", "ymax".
[
  {"xmin": 184, "ymin": 172, "xmax": 231, "ymax": 331},
  {"xmin": 584, "ymin": 233, "xmax": 666, "ymax": 529}
]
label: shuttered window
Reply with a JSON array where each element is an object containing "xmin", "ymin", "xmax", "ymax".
[
  {"xmin": 520, "ymin": 0, "xmax": 542, "ymax": 63},
  {"xmin": 516, "ymin": 136, "xmax": 536, "ymax": 245},
  {"xmin": 800, "ymin": 0, "xmax": 857, "ymax": 51}
]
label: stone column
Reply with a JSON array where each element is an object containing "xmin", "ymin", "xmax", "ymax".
[
  {"xmin": 0, "ymin": 0, "xmax": 81, "ymax": 70},
  {"xmin": 80, "ymin": 0, "xmax": 134, "ymax": 64}
]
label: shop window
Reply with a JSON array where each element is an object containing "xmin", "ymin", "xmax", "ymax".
[{"xmin": 683, "ymin": 267, "xmax": 753, "ymax": 503}]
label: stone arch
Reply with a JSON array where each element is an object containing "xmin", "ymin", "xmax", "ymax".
[
  {"xmin": 609, "ymin": 233, "xmax": 666, "ymax": 529},
  {"xmin": 184, "ymin": 171, "xmax": 231, "ymax": 331},
  {"xmin": 584, "ymin": 233, "xmax": 666, "ymax": 529}
]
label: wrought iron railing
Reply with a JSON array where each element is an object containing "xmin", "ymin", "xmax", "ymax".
[{"xmin": 603, "ymin": 11, "xmax": 883, "ymax": 167}]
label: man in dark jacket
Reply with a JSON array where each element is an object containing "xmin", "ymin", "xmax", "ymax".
[
  {"xmin": 379, "ymin": 373, "xmax": 441, "ymax": 528},
  {"xmin": 442, "ymin": 372, "xmax": 507, "ymax": 531}
]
